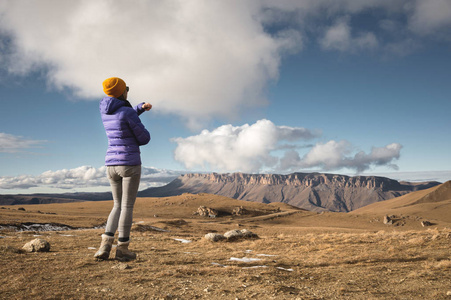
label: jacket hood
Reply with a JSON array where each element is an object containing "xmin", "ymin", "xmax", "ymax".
[{"xmin": 99, "ymin": 97, "xmax": 126, "ymax": 114}]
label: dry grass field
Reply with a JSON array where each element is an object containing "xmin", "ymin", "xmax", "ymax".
[{"xmin": 1, "ymin": 185, "xmax": 450, "ymax": 299}]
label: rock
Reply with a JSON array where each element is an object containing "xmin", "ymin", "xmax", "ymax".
[
  {"xmin": 383, "ymin": 215, "xmax": 393, "ymax": 225},
  {"xmin": 18, "ymin": 207, "xmax": 26, "ymax": 211},
  {"xmin": 206, "ymin": 229, "xmax": 258, "ymax": 242},
  {"xmin": 232, "ymin": 206, "xmax": 247, "ymax": 216},
  {"xmin": 204, "ymin": 233, "xmax": 225, "ymax": 242},
  {"xmin": 195, "ymin": 206, "xmax": 218, "ymax": 218},
  {"xmin": 240, "ymin": 229, "xmax": 258, "ymax": 238},
  {"xmin": 421, "ymin": 221, "xmax": 432, "ymax": 227},
  {"xmin": 22, "ymin": 238, "xmax": 50, "ymax": 252},
  {"xmin": 224, "ymin": 229, "xmax": 244, "ymax": 240}
]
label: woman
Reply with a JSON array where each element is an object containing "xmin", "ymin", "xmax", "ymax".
[{"xmin": 94, "ymin": 77, "xmax": 151, "ymax": 261}]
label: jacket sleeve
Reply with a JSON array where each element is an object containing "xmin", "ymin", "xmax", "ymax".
[
  {"xmin": 126, "ymin": 109, "xmax": 151, "ymax": 146},
  {"xmin": 134, "ymin": 102, "xmax": 146, "ymax": 116}
]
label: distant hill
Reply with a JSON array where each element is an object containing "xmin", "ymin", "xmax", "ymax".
[
  {"xmin": 1, "ymin": 172, "xmax": 440, "ymax": 212},
  {"xmin": 138, "ymin": 172, "xmax": 440, "ymax": 212},
  {"xmin": 351, "ymin": 180, "xmax": 451, "ymax": 223},
  {"xmin": 0, "ymin": 192, "xmax": 112, "ymax": 206}
]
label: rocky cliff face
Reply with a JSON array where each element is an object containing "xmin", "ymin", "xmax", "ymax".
[
  {"xmin": 139, "ymin": 172, "xmax": 440, "ymax": 212},
  {"xmin": 183, "ymin": 173, "xmax": 402, "ymax": 189}
]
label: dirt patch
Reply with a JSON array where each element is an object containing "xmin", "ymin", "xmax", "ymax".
[{"xmin": 1, "ymin": 194, "xmax": 451, "ymax": 299}]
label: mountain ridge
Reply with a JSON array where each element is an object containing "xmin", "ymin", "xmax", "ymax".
[
  {"xmin": 0, "ymin": 172, "xmax": 441, "ymax": 212},
  {"xmin": 138, "ymin": 172, "xmax": 440, "ymax": 212}
]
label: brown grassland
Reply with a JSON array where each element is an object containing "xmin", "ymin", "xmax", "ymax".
[{"xmin": 1, "ymin": 185, "xmax": 451, "ymax": 299}]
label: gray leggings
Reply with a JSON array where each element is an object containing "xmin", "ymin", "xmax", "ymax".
[{"xmin": 105, "ymin": 165, "xmax": 141, "ymax": 240}]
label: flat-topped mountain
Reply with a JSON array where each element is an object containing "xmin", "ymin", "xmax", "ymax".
[{"xmin": 139, "ymin": 172, "xmax": 440, "ymax": 212}]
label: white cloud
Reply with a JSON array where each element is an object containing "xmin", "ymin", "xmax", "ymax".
[
  {"xmin": 1, "ymin": 1, "xmax": 450, "ymax": 128},
  {"xmin": 0, "ymin": 132, "xmax": 45, "ymax": 153},
  {"xmin": 319, "ymin": 17, "xmax": 378, "ymax": 52},
  {"xmin": 173, "ymin": 120, "xmax": 402, "ymax": 173},
  {"xmin": 0, "ymin": 165, "xmax": 182, "ymax": 191},
  {"xmin": 409, "ymin": 0, "xmax": 451, "ymax": 35},
  {"xmin": 0, "ymin": 1, "xmax": 301, "ymax": 129},
  {"xmin": 281, "ymin": 141, "xmax": 402, "ymax": 172},
  {"xmin": 172, "ymin": 119, "xmax": 319, "ymax": 173}
]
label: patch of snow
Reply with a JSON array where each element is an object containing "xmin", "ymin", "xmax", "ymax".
[
  {"xmin": 229, "ymin": 257, "xmax": 262, "ymax": 263},
  {"xmin": 174, "ymin": 238, "xmax": 192, "ymax": 243},
  {"xmin": 211, "ymin": 262, "xmax": 227, "ymax": 267},
  {"xmin": 242, "ymin": 265, "xmax": 268, "ymax": 269}
]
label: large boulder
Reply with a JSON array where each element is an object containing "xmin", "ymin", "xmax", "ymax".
[
  {"xmin": 205, "ymin": 229, "xmax": 259, "ymax": 242},
  {"xmin": 204, "ymin": 233, "xmax": 226, "ymax": 242},
  {"xmin": 22, "ymin": 238, "xmax": 51, "ymax": 252},
  {"xmin": 195, "ymin": 206, "xmax": 218, "ymax": 218}
]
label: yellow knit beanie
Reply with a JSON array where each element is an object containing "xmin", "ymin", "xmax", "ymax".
[{"xmin": 103, "ymin": 77, "xmax": 126, "ymax": 98}]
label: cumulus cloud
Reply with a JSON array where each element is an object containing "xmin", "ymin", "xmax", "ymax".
[
  {"xmin": 173, "ymin": 120, "xmax": 402, "ymax": 173},
  {"xmin": 172, "ymin": 119, "xmax": 319, "ymax": 173},
  {"xmin": 0, "ymin": 166, "xmax": 182, "ymax": 191},
  {"xmin": 0, "ymin": 1, "xmax": 301, "ymax": 128},
  {"xmin": 1, "ymin": 1, "xmax": 450, "ymax": 127},
  {"xmin": 0, "ymin": 132, "xmax": 46, "ymax": 153},
  {"xmin": 296, "ymin": 141, "xmax": 402, "ymax": 172}
]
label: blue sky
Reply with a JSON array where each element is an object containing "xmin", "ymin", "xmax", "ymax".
[{"xmin": 0, "ymin": 1, "xmax": 450, "ymax": 194}]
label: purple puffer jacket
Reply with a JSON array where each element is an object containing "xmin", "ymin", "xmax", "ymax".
[{"xmin": 99, "ymin": 97, "xmax": 150, "ymax": 166}]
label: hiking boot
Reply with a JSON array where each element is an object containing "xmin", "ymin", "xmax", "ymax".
[
  {"xmin": 115, "ymin": 240, "xmax": 136, "ymax": 261},
  {"xmin": 94, "ymin": 234, "xmax": 114, "ymax": 260}
]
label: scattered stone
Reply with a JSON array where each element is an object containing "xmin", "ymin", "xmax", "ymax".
[
  {"xmin": 205, "ymin": 229, "xmax": 258, "ymax": 242},
  {"xmin": 204, "ymin": 233, "xmax": 226, "ymax": 242},
  {"xmin": 195, "ymin": 206, "xmax": 218, "ymax": 218},
  {"xmin": 112, "ymin": 263, "xmax": 131, "ymax": 270},
  {"xmin": 383, "ymin": 215, "xmax": 393, "ymax": 225},
  {"xmin": 232, "ymin": 206, "xmax": 247, "ymax": 216},
  {"xmin": 446, "ymin": 291, "xmax": 451, "ymax": 296},
  {"xmin": 240, "ymin": 229, "xmax": 258, "ymax": 238},
  {"xmin": 22, "ymin": 238, "xmax": 50, "ymax": 252},
  {"xmin": 224, "ymin": 229, "xmax": 244, "ymax": 240},
  {"xmin": 421, "ymin": 221, "xmax": 432, "ymax": 227}
]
